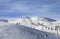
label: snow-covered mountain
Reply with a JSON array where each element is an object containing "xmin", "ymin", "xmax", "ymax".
[
  {"xmin": 0, "ymin": 19, "xmax": 8, "ymax": 22},
  {"xmin": 0, "ymin": 16, "xmax": 60, "ymax": 39},
  {"xmin": 8, "ymin": 16, "xmax": 56, "ymax": 25},
  {"xmin": 8, "ymin": 16, "xmax": 60, "ymax": 34}
]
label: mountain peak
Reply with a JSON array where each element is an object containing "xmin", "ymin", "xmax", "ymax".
[{"xmin": 24, "ymin": 16, "xmax": 56, "ymax": 22}]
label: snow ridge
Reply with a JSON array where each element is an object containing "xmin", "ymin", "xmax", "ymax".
[
  {"xmin": 0, "ymin": 16, "xmax": 60, "ymax": 39},
  {"xmin": 8, "ymin": 16, "xmax": 60, "ymax": 34}
]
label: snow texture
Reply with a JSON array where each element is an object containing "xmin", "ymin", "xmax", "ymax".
[{"xmin": 0, "ymin": 25, "xmax": 60, "ymax": 39}]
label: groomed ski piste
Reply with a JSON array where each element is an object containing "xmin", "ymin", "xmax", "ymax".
[{"xmin": 0, "ymin": 16, "xmax": 60, "ymax": 39}]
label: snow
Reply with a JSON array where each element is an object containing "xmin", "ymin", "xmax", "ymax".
[
  {"xmin": 8, "ymin": 16, "xmax": 60, "ymax": 34},
  {"xmin": 0, "ymin": 24, "xmax": 60, "ymax": 39},
  {"xmin": 0, "ymin": 16, "xmax": 60, "ymax": 39}
]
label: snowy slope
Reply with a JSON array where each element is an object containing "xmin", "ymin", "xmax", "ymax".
[
  {"xmin": 0, "ymin": 16, "xmax": 60, "ymax": 39},
  {"xmin": 0, "ymin": 24, "xmax": 60, "ymax": 39},
  {"xmin": 8, "ymin": 16, "xmax": 60, "ymax": 34}
]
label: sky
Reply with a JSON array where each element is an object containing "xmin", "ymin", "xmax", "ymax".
[{"xmin": 0, "ymin": 0, "xmax": 60, "ymax": 20}]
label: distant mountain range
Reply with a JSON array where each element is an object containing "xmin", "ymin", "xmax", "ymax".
[{"xmin": 0, "ymin": 19, "xmax": 8, "ymax": 22}]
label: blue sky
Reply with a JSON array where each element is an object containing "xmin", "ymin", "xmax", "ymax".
[{"xmin": 0, "ymin": 0, "xmax": 60, "ymax": 20}]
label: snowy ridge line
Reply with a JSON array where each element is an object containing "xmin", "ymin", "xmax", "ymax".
[
  {"xmin": 18, "ymin": 24, "xmax": 60, "ymax": 35},
  {"xmin": 8, "ymin": 16, "xmax": 60, "ymax": 35}
]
